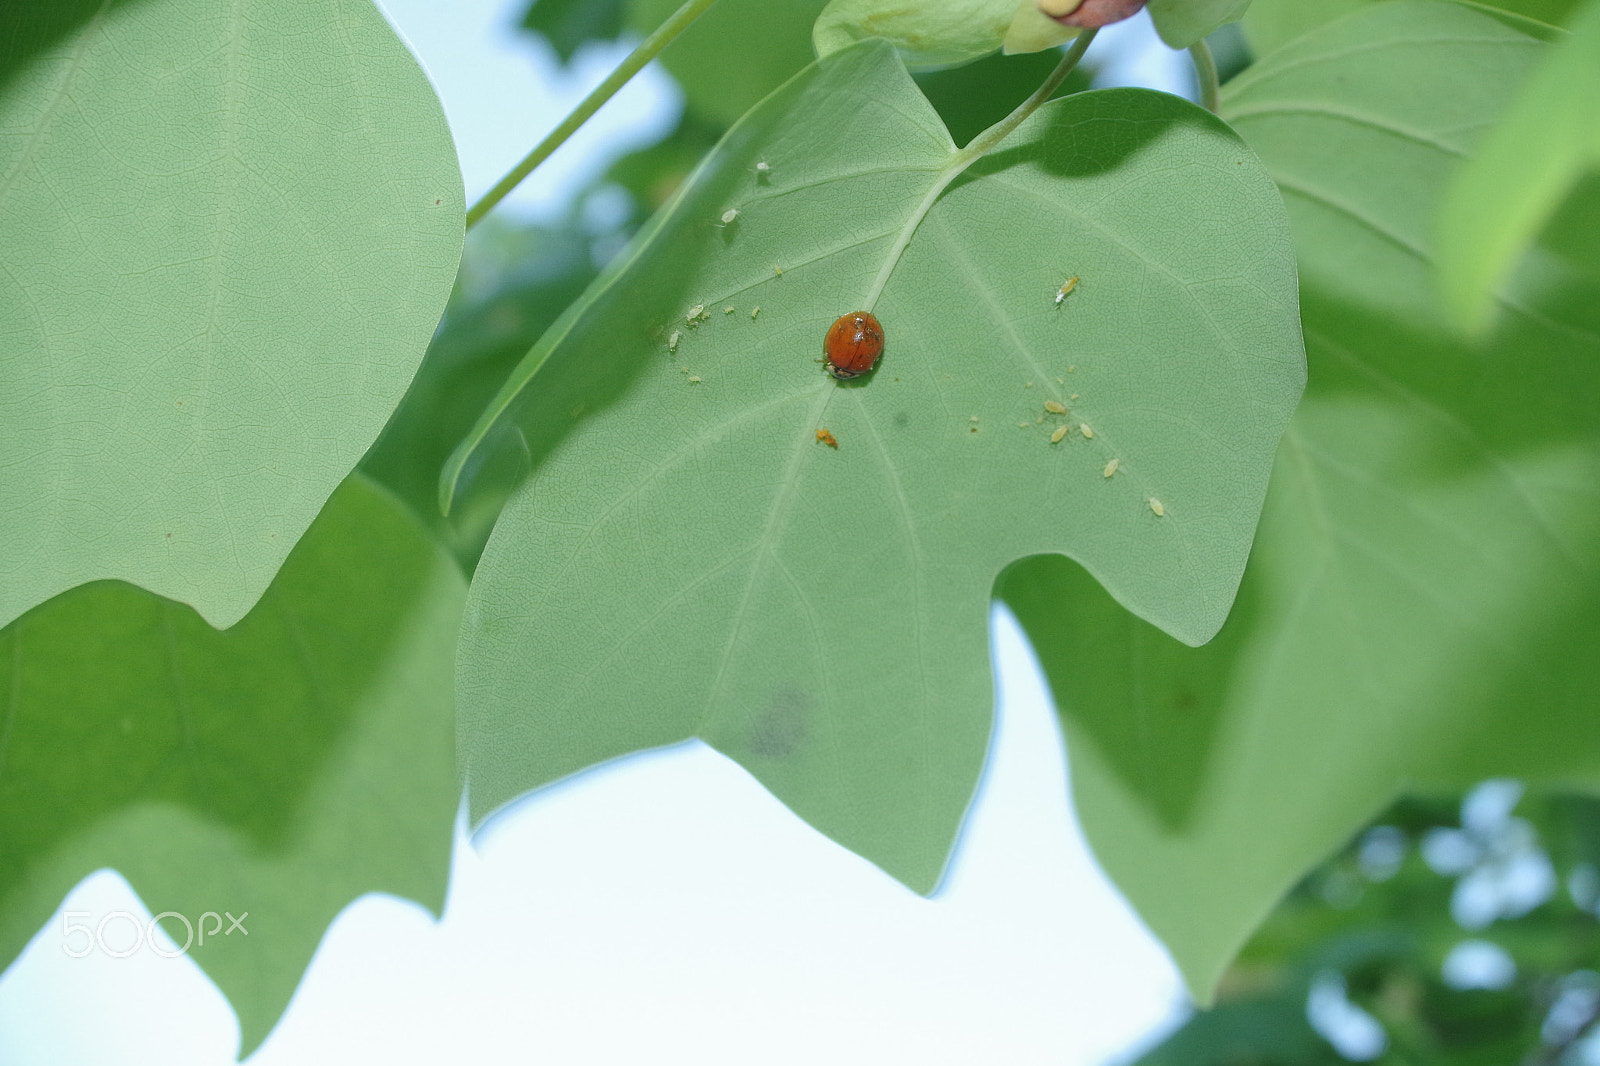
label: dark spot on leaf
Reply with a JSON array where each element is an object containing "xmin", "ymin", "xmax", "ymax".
[{"xmin": 747, "ymin": 688, "xmax": 811, "ymax": 758}]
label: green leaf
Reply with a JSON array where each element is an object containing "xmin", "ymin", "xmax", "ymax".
[
  {"xmin": 0, "ymin": 0, "xmax": 463, "ymax": 631},
  {"xmin": 1240, "ymin": 0, "xmax": 1578, "ymax": 56},
  {"xmin": 813, "ymin": 0, "xmax": 1019, "ymax": 69},
  {"xmin": 1148, "ymin": 0, "xmax": 1253, "ymax": 48},
  {"xmin": 1002, "ymin": 0, "xmax": 1600, "ymax": 1004},
  {"xmin": 449, "ymin": 42, "xmax": 1302, "ymax": 891},
  {"xmin": 629, "ymin": 0, "xmax": 832, "ymax": 126},
  {"xmin": 521, "ymin": 0, "xmax": 628, "ymax": 62},
  {"xmin": 0, "ymin": 474, "xmax": 464, "ymax": 1055},
  {"xmin": 1437, "ymin": 0, "xmax": 1600, "ymax": 333}
]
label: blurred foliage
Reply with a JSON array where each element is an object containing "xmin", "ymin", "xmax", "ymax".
[
  {"xmin": 359, "ymin": 105, "xmax": 735, "ymax": 568},
  {"xmin": 1135, "ymin": 785, "xmax": 1600, "ymax": 1066},
  {"xmin": 361, "ymin": 221, "xmax": 599, "ymax": 568},
  {"xmin": 518, "ymin": 0, "xmax": 628, "ymax": 63}
]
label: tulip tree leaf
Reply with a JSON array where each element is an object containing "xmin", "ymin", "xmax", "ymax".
[
  {"xmin": 0, "ymin": 0, "xmax": 462, "ymax": 631},
  {"xmin": 448, "ymin": 41, "xmax": 1302, "ymax": 891},
  {"xmin": 1241, "ymin": 0, "xmax": 1576, "ymax": 56},
  {"xmin": 1148, "ymin": 0, "xmax": 1253, "ymax": 49},
  {"xmin": 1002, "ymin": 0, "xmax": 1600, "ymax": 1003},
  {"xmin": 0, "ymin": 475, "xmax": 465, "ymax": 1055},
  {"xmin": 1437, "ymin": 0, "xmax": 1600, "ymax": 332}
]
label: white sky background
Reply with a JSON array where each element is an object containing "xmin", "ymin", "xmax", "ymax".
[{"xmin": 0, "ymin": 5, "xmax": 1196, "ymax": 1063}]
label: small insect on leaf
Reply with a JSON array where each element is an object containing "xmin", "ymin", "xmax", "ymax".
[
  {"xmin": 816, "ymin": 428, "xmax": 839, "ymax": 448},
  {"xmin": 688, "ymin": 376, "xmax": 702, "ymax": 384},
  {"xmin": 724, "ymin": 307, "xmax": 735, "ymax": 315},
  {"xmin": 755, "ymin": 161, "xmax": 771, "ymax": 179},
  {"xmin": 1080, "ymin": 423, "xmax": 1094, "ymax": 439},
  {"xmin": 1050, "ymin": 425, "xmax": 1069, "ymax": 444},
  {"xmin": 1044, "ymin": 400, "xmax": 1067, "ymax": 414},
  {"xmin": 719, "ymin": 208, "xmax": 739, "ymax": 226},
  {"xmin": 823, "ymin": 311, "xmax": 885, "ymax": 380},
  {"xmin": 1054, "ymin": 275, "xmax": 1080, "ymax": 307},
  {"xmin": 686, "ymin": 304, "xmax": 708, "ymax": 325},
  {"xmin": 774, "ymin": 266, "xmax": 783, "ymax": 278},
  {"xmin": 1148, "ymin": 497, "xmax": 1165, "ymax": 517},
  {"xmin": 668, "ymin": 330, "xmax": 681, "ymax": 352},
  {"xmin": 750, "ymin": 307, "xmax": 760, "ymax": 320},
  {"xmin": 1103, "ymin": 458, "xmax": 1120, "ymax": 478}
]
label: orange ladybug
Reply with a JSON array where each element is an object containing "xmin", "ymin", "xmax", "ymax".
[{"xmin": 823, "ymin": 311, "xmax": 884, "ymax": 379}]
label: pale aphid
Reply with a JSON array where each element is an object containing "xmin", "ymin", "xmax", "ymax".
[
  {"xmin": 1050, "ymin": 425, "xmax": 1069, "ymax": 444},
  {"xmin": 1054, "ymin": 275, "xmax": 1080, "ymax": 307},
  {"xmin": 1148, "ymin": 497, "xmax": 1165, "ymax": 517},
  {"xmin": 1044, "ymin": 400, "xmax": 1067, "ymax": 414},
  {"xmin": 1103, "ymin": 458, "xmax": 1119, "ymax": 478},
  {"xmin": 668, "ymin": 330, "xmax": 681, "ymax": 353},
  {"xmin": 719, "ymin": 208, "xmax": 739, "ymax": 226},
  {"xmin": 1080, "ymin": 423, "xmax": 1094, "ymax": 438}
]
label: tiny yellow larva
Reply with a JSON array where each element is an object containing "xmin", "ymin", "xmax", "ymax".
[
  {"xmin": 1054, "ymin": 275, "xmax": 1080, "ymax": 307},
  {"xmin": 1050, "ymin": 425, "xmax": 1069, "ymax": 443},
  {"xmin": 750, "ymin": 307, "xmax": 760, "ymax": 320},
  {"xmin": 1080, "ymin": 423, "xmax": 1094, "ymax": 439},
  {"xmin": 1148, "ymin": 497, "xmax": 1165, "ymax": 516},
  {"xmin": 816, "ymin": 428, "xmax": 839, "ymax": 448},
  {"xmin": 1044, "ymin": 400, "xmax": 1067, "ymax": 414},
  {"xmin": 1103, "ymin": 458, "xmax": 1120, "ymax": 478}
]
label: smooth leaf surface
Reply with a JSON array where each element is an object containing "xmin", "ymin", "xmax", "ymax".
[
  {"xmin": 1437, "ymin": 0, "xmax": 1600, "ymax": 332},
  {"xmin": 0, "ymin": 475, "xmax": 464, "ymax": 1054},
  {"xmin": 1240, "ymin": 0, "xmax": 1576, "ymax": 55},
  {"xmin": 0, "ymin": 0, "xmax": 462, "ymax": 630},
  {"xmin": 814, "ymin": 0, "xmax": 1063, "ymax": 69},
  {"xmin": 451, "ymin": 43, "xmax": 1302, "ymax": 891},
  {"xmin": 1148, "ymin": 0, "xmax": 1253, "ymax": 48},
  {"xmin": 629, "ymin": 0, "xmax": 832, "ymax": 126},
  {"xmin": 1002, "ymin": 0, "xmax": 1600, "ymax": 1003}
]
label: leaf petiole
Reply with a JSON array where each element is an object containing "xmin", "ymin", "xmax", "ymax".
[
  {"xmin": 1189, "ymin": 39, "xmax": 1219, "ymax": 113},
  {"xmin": 465, "ymin": 0, "xmax": 722, "ymax": 230}
]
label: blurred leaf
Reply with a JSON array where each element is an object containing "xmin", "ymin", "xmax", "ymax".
[
  {"xmin": 363, "ymin": 223, "xmax": 599, "ymax": 566},
  {"xmin": 630, "ymin": 0, "xmax": 831, "ymax": 125},
  {"xmin": 813, "ymin": 0, "xmax": 1017, "ymax": 69},
  {"xmin": 1437, "ymin": 0, "xmax": 1600, "ymax": 333},
  {"xmin": 0, "ymin": 474, "xmax": 464, "ymax": 1055},
  {"xmin": 520, "ymin": 0, "xmax": 627, "ymax": 62},
  {"xmin": 602, "ymin": 111, "xmax": 727, "ymax": 215},
  {"xmin": 0, "ymin": 0, "xmax": 462, "ymax": 630},
  {"xmin": 1148, "ymin": 0, "xmax": 1252, "ymax": 48},
  {"xmin": 447, "ymin": 42, "xmax": 1302, "ymax": 891},
  {"xmin": 1001, "ymin": 0, "xmax": 1600, "ymax": 1005},
  {"xmin": 1241, "ymin": 0, "xmax": 1577, "ymax": 56}
]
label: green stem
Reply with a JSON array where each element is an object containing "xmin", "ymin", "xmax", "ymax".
[
  {"xmin": 863, "ymin": 29, "xmax": 1098, "ymax": 309},
  {"xmin": 464, "ymin": 0, "xmax": 721, "ymax": 230},
  {"xmin": 1189, "ymin": 38, "xmax": 1219, "ymax": 113}
]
